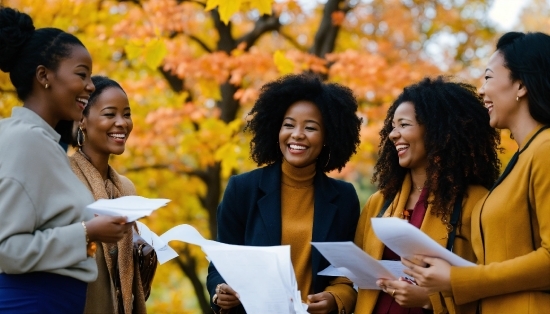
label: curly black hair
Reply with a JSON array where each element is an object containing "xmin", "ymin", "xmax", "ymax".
[
  {"xmin": 247, "ymin": 73, "xmax": 362, "ymax": 172},
  {"xmin": 373, "ymin": 76, "xmax": 502, "ymax": 221}
]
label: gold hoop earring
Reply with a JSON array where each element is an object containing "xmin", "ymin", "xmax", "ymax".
[
  {"xmin": 44, "ymin": 83, "xmax": 49, "ymax": 89},
  {"xmin": 77, "ymin": 126, "xmax": 86, "ymax": 147},
  {"xmin": 324, "ymin": 151, "xmax": 331, "ymax": 168}
]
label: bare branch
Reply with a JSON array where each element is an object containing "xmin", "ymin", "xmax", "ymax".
[
  {"xmin": 187, "ymin": 34, "xmax": 213, "ymax": 53},
  {"xmin": 310, "ymin": 0, "xmax": 344, "ymax": 58},
  {"xmin": 237, "ymin": 14, "xmax": 281, "ymax": 51},
  {"xmin": 278, "ymin": 30, "xmax": 308, "ymax": 51}
]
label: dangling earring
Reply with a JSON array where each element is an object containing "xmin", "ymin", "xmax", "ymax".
[
  {"xmin": 44, "ymin": 83, "xmax": 49, "ymax": 89},
  {"xmin": 516, "ymin": 96, "xmax": 519, "ymax": 102},
  {"xmin": 324, "ymin": 151, "xmax": 331, "ymax": 168},
  {"xmin": 77, "ymin": 126, "xmax": 86, "ymax": 147}
]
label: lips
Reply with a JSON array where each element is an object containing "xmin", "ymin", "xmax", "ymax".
[
  {"xmin": 108, "ymin": 133, "xmax": 127, "ymax": 143},
  {"xmin": 395, "ymin": 143, "xmax": 409, "ymax": 156},
  {"xmin": 76, "ymin": 97, "xmax": 89, "ymax": 110},
  {"xmin": 484, "ymin": 101, "xmax": 494, "ymax": 114}
]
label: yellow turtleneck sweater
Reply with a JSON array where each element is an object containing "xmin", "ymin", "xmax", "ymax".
[{"xmin": 281, "ymin": 159, "xmax": 316, "ymax": 302}]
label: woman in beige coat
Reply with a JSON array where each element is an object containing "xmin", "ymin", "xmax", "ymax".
[
  {"xmin": 70, "ymin": 76, "xmax": 149, "ymax": 314},
  {"xmin": 404, "ymin": 32, "xmax": 550, "ymax": 313}
]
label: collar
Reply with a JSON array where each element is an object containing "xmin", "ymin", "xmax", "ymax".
[{"xmin": 11, "ymin": 107, "xmax": 61, "ymax": 142}]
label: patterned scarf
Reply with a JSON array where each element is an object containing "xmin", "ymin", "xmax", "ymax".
[{"xmin": 70, "ymin": 151, "xmax": 147, "ymax": 314}]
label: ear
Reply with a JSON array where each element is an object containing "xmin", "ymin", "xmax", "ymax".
[
  {"xmin": 517, "ymin": 81, "xmax": 528, "ymax": 99},
  {"xmin": 35, "ymin": 65, "xmax": 50, "ymax": 87}
]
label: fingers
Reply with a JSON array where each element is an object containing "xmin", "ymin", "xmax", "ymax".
[
  {"xmin": 402, "ymin": 255, "xmax": 428, "ymax": 268},
  {"xmin": 307, "ymin": 292, "xmax": 336, "ymax": 313},
  {"xmin": 110, "ymin": 215, "xmax": 129, "ymax": 224},
  {"xmin": 215, "ymin": 284, "xmax": 241, "ymax": 310}
]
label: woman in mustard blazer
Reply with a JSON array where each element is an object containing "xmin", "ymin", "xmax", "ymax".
[
  {"xmin": 404, "ymin": 32, "xmax": 550, "ymax": 314},
  {"xmin": 355, "ymin": 77, "xmax": 501, "ymax": 314}
]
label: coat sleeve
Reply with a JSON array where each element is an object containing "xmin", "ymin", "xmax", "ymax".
[
  {"xmin": 450, "ymin": 142, "xmax": 550, "ymax": 304},
  {"xmin": 206, "ymin": 175, "xmax": 247, "ymax": 314}
]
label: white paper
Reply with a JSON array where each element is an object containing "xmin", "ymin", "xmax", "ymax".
[
  {"xmin": 163, "ymin": 224, "xmax": 307, "ymax": 314},
  {"xmin": 86, "ymin": 196, "xmax": 170, "ymax": 222},
  {"xmin": 135, "ymin": 221, "xmax": 178, "ymax": 264},
  {"xmin": 371, "ymin": 218, "xmax": 475, "ymax": 267},
  {"xmin": 312, "ymin": 241, "xmax": 399, "ymax": 289}
]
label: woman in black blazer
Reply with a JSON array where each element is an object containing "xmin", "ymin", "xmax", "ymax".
[{"xmin": 207, "ymin": 74, "xmax": 362, "ymax": 314}]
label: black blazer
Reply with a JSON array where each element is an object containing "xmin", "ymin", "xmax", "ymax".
[{"xmin": 207, "ymin": 162, "xmax": 360, "ymax": 313}]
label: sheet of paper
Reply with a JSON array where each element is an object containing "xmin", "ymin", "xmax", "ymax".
[
  {"xmin": 203, "ymin": 246, "xmax": 298, "ymax": 314},
  {"xmin": 371, "ymin": 218, "xmax": 475, "ymax": 267},
  {"xmin": 312, "ymin": 241, "xmax": 397, "ymax": 289},
  {"xmin": 159, "ymin": 224, "xmax": 220, "ymax": 248},
  {"xmin": 318, "ymin": 265, "xmax": 343, "ymax": 277},
  {"xmin": 135, "ymin": 221, "xmax": 178, "ymax": 264},
  {"xmin": 85, "ymin": 196, "xmax": 170, "ymax": 222}
]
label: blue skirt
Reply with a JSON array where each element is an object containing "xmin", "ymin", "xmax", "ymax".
[{"xmin": 0, "ymin": 272, "xmax": 87, "ymax": 314}]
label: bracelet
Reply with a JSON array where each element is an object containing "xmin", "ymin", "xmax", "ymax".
[{"xmin": 81, "ymin": 221, "xmax": 97, "ymax": 258}]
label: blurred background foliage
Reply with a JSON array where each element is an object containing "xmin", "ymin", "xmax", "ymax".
[{"xmin": 1, "ymin": 0, "xmax": 548, "ymax": 312}]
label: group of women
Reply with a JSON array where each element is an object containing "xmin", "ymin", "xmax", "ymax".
[{"xmin": 0, "ymin": 5, "xmax": 549, "ymax": 314}]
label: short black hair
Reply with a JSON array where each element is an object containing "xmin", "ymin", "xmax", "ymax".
[
  {"xmin": 247, "ymin": 73, "xmax": 362, "ymax": 172},
  {"xmin": 373, "ymin": 76, "xmax": 501, "ymax": 221},
  {"xmin": 0, "ymin": 7, "xmax": 86, "ymax": 101},
  {"xmin": 83, "ymin": 75, "xmax": 126, "ymax": 117},
  {"xmin": 496, "ymin": 32, "xmax": 550, "ymax": 124}
]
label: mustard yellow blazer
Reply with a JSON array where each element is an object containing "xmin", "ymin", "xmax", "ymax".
[
  {"xmin": 354, "ymin": 173, "xmax": 487, "ymax": 314},
  {"xmin": 451, "ymin": 126, "xmax": 550, "ymax": 313}
]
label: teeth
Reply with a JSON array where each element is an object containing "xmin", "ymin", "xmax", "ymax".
[
  {"xmin": 396, "ymin": 144, "xmax": 409, "ymax": 152},
  {"xmin": 77, "ymin": 98, "xmax": 88, "ymax": 105},
  {"xmin": 109, "ymin": 134, "xmax": 126, "ymax": 139},
  {"xmin": 289, "ymin": 144, "xmax": 306, "ymax": 150}
]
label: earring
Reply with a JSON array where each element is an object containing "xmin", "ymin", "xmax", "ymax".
[
  {"xmin": 44, "ymin": 83, "xmax": 49, "ymax": 89},
  {"xmin": 324, "ymin": 151, "xmax": 331, "ymax": 168},
  {"xmin": 516, "ymin": 96, "xmax": 519, "ymax": 102},
  {"xmin": 77, "ymin": 126, "xmax": 86, "ymax": 147}
]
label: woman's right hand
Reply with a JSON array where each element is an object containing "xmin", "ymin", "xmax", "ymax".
[
  {"xmin": 214, "ymin": 283, "xmax": 241, "ymax": 311},
  {"xmin": 85, "ymin": 216, "xmax": 133, "ymax": 243}
]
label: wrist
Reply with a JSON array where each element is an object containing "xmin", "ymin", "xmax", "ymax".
[{"xmin": 81, "ymin": 221, "xmax": 97, "ymax": 258}]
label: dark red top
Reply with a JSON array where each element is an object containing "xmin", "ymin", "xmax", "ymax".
[{"xmin": 372, "ymin": 188, "xmax": 432, "ymax": 314}]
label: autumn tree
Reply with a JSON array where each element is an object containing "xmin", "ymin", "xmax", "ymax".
[{"xmin": 0, "ymin": 0, "xmax": 498, "ymax": 312}]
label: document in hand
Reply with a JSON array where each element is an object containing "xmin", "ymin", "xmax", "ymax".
[
  {"xmin": 85, "ymin": 196, "xmax": 170, "ymax": 222},
  {"xmin": 135, "ymin": 221, "xmax": 178, "ymax": 264},
  {"xmin": 312, "ymin": 242, "xmax": 408, "ymax": 289},
  {"xmin": 371, "ymin": 218, "xmax": 475, "ymax": 267},
  {"xmin": 160, "ymin": 224, "xmax": 308, "ymax": 314}
]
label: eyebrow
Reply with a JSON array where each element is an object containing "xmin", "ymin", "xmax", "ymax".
[
  {"xmin": 283, "ymin": 117, "xmax": 322, "ymax": 126},
  {"xmin": 77, "ymin": 64, "xmax": 90, "ymax": 71},
  {"xmin": 393, "ymin": 117, "xmax": 413, "ymax": 123},
  {"xmin": 101, "ymin": 106, "xmax": 131, "ymax": 111},
  {"xmin": 485, "ymin": 68, "xmax": 494, "ymax": 73}
]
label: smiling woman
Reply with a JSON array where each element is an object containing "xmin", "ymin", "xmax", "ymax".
[
  {"xmin": 68, "ymin": 76, "xmax": 154, "ymax": 314},
  {"xmin": 0, "ymin": 7, "xmax": 133, "ymax": 313},
  {"xmin": 207, "ymin": 73, "xmax": 362, "ymax": 314}
]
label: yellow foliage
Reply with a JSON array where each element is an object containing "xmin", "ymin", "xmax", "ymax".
[{"xmin": 273, "ymin": 50, "xmax": 294, "ymax": 75}]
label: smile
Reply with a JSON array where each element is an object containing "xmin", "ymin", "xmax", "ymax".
[
  {"xmin": 289, "ymin": 144, "xmax": 307, "ymax": 150},
  {"xmin": 108, "ymin": 133, "xmax": 126, "ymax": 140}
]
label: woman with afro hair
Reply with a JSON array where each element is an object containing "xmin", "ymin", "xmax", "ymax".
[
  {"xmin": 207, "ymin": 73, "xmax": 362, "ymax": 314},
  {"xmin": 354, "ymin": 76, "xmax": 501, "ymax": 314}
]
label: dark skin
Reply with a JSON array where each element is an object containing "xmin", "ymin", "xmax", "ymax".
[{"xmin": 29, "ymin": 46, "xmax": 132, "ymax": 242}]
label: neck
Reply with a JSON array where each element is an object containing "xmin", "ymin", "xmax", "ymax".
[
  {"xmin": 506, "ymin": 100, "xmax": 540, "ymax": 149},
  {"xmin": 24, "ymin": 97, "xmax": 58, "ymax": 128},
  {"xmin": 80, "ymin": 146, "xmax": 110, "ymax": 180},
  {"xmin": 410, "ymin": 167, "xmax": 427, "ymax": 192}
]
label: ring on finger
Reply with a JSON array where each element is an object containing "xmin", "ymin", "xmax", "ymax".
[{"xmin": 391, "ymin": 289, "xmax": 396, "ymax": 297}]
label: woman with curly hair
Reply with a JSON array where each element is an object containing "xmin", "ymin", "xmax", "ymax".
[
  {"xmin": 354, "ymin": 76, "xmax": 501, "ymax": 314},
  {"xmin": 404, "ymin": 32, "xmax": 550, "ymax": 314},
  {"xmin": 207, "ymin": 73, "xmax": 362, "ymax": 314}
]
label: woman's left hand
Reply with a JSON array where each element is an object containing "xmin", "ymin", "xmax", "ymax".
[
  {"xmin": 377, "ymin": 278, "xmax": 432, "ymax": 309},
  {"xmin": 402, "ymin": 255, "xmax": 452, "ymax": 294},
  {"xmin": 306, "ymin": 291, "xmax": 336, "ymax": 314}
]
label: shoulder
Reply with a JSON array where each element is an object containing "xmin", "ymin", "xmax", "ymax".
[
  {"xmin": 361, "ymin": 190, "xmax": 385, "ymax": 216},
  {"xmin": 229, "ymin": 164, "xmax": 276, "ymax": 185},
  {"xmin": 464, "ymin": 185, "xmax": 488, "ymax": 203},
  {"xmin": 118, "ymin": 174, "xmax": 137, "ymax": 195}
]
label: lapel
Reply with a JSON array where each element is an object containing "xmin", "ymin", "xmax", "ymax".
[
  {"xmin": 257, "ymin": 163, "xmax": 283, "ymax": 246},
  {"xmin": 470, "ymin": 196, "xmax": 486, "ymax": 264}
]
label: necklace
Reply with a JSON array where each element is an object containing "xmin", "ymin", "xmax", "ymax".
[{"xmin": 414, "ymin": 184, "xmax": 423, "ymax": 192}]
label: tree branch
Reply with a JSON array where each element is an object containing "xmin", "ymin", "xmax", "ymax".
[
  {"xmin": 187, "ymin": 34, "xmax": 213, "ymax": 53},
  {"xmin": 310, "ymin": 0, "xmax": 344, "ymax": 58},
  {"xmin": 237, "ymin": 14, "xmax": 281, "ymax": 51},
  {"xmin": 173, "ymin": 248, "xmax": 210, "ymax": 314},
  {"xmin": 278, "ymin": 30, "xmax": 308, "ymax": 51}
]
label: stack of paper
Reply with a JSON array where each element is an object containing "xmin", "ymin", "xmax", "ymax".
[
  {"xmin": 161, "ymin": 224, "xmax": 308, "ymax": 314},
  {"xmin": 85, "ymin": 196, "xmax": 170, "ymax": 222}
]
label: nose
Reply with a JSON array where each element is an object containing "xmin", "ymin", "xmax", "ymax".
[
  {"xmin": 86, "ymin": 78, "xmax": 95, "ymax": 93},
  {"xmin": 478, "ymin": 82, "xmax": 486, "ymax": 98},
  {"xmin": 389, "ymin": 126, "xmax": 399, "ymax": 142},
  {"xmin": 291, "ymin": 128, "xmax": 305, "ymax": 139},
  {"xmin": 115, "ymin": 114, "xmax": 128, "ymax": 127}
]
